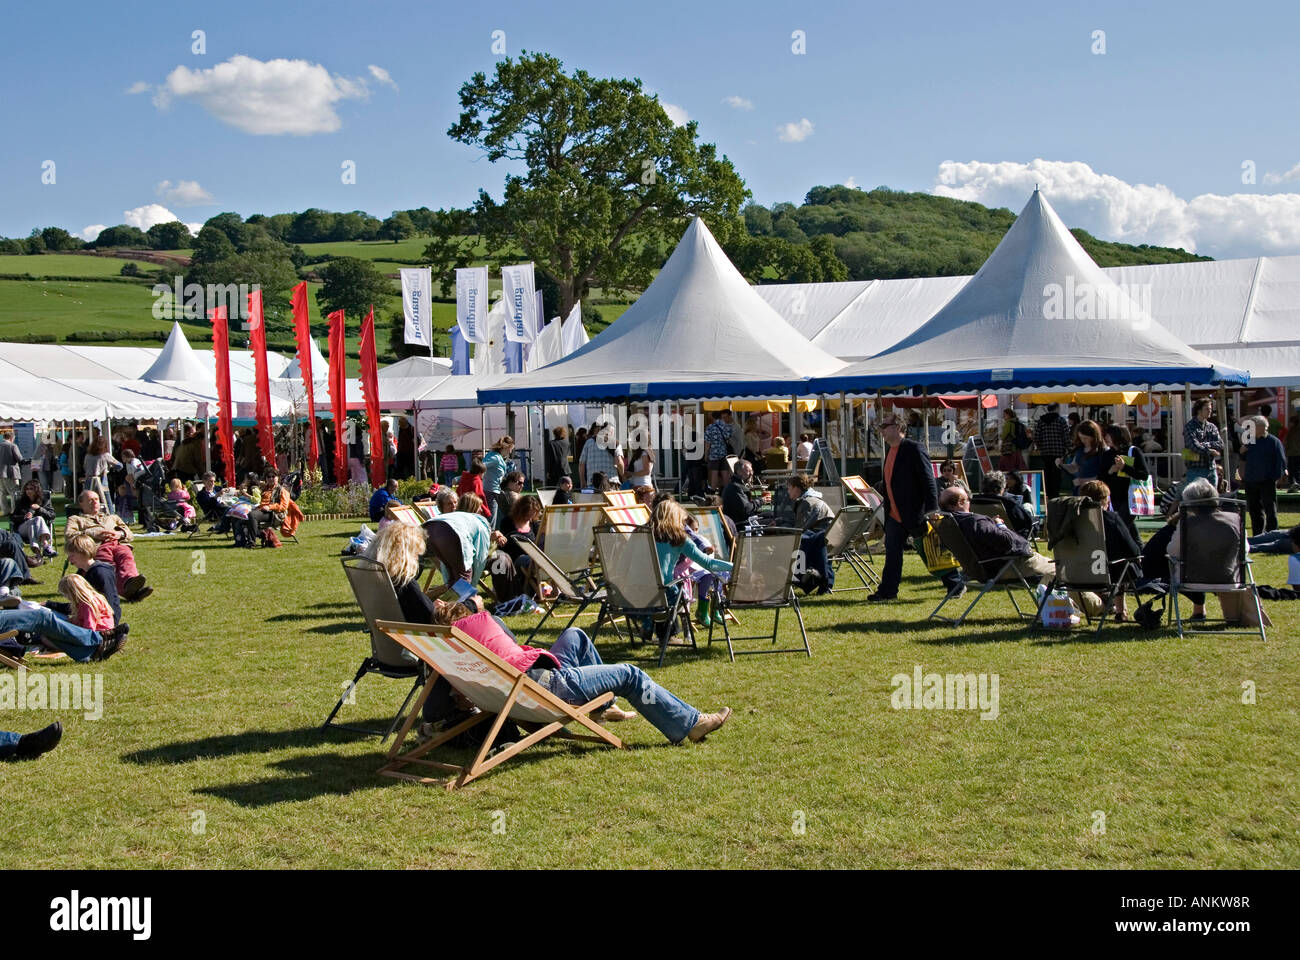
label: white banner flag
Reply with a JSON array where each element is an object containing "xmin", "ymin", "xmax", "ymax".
[
  {"xmin": 455, "ymin": 266, "xmax": 489, "ymax": 343},
  {"xmin": 501, "ymin": 263, "xmax": 538, "ymax": 342},
  {"xmin": 400, "ymin": 268, "xmax": 433, "ymax": 346}
]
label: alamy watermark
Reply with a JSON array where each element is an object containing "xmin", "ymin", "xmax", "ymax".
[
  {"xmin": 1043, "ymin": 277, "xmax": 1152, "ymax": 328},
  {"xmin": 890, "ymin": 664, "xmax": 999, "ymax": 720},
  {"xmin": 589, "ymin": 408, "xmax": 705, "ymax": 459},
  {"xmin": 151, "ymin": 276, "xmax": 260, "ymax": 321},
  {"xmin": 0, "ymin": 666, "xmax": 103, "ymax": 720}
]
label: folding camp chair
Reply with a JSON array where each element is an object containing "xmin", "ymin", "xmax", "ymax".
[
  {"xmin": 708, "ymin": 527, "xmax": 810, "ymax": 661},
  {"xmin": 537, "ymin": 503, "xmax": 606, "ymax": 578},
  {"xmin": 591, "ymin": 523, "xmax": 694, "ymax": 666},
  {"xmin": 928, "ymin": 515, "xmax": 1040, "ymax": 626},
  {"xmin": 824, "ymin": 505, "xmax": 878, "ymax": 591},
  {"xmin": 1038, "ymin": 498, "xmax": 1141, "ymax": 637},
  {"xmin": 1170, "ymin": 499, "xmax": 1267, "ymax": 641},
  {"xmin": 603, "ymin": 490, "xmax": 638, "ymax": 508},
  {"xmin": 0, "ymin": 630, "xmax": 23, "ymax": 670},
  {"xmin": 514, "ymin": 537, "xmax": 609, "ymax": 643},
  {"xmin": 814, "ymin": 486, "xmax": 845, "ymax": 511},
  {"xmin": 324, "ymin": 557, "xmax": 426, "ymax": 740},
  {"xmin": 374, "ymin": 619, "xmax": 623, "ymax": 790}
]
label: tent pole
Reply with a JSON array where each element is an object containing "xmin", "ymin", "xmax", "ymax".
[
  {"xmin": 1218, "ymin": 383, "xmax": 1230, "ymax": 491},
  {"xmin": 791, "ymin": 394, "xmax": 799, "ymax": 469},
  {"xmin": 839, "ymin": 391, "xmax": 848, "ymax": 479}
]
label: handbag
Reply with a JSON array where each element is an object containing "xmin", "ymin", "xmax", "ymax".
[
  {"xmin": 920, "ymin": 518, "xmax": 959, "ymax": 573},
  {"xmin": 1039, "ymin": 589, "xmax": 1081, "ymax": 629},
  {"xmin": 1125, "ymin": 448, "xmax": 1156, "ymax": 515}
]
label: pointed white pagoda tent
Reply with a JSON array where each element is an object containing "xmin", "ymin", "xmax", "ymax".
[
  {"xmin": 141, "ymin": 322, "xmax": 213, "ymax": 385},
  {"xmin": 478, "ymin": 217, "xmax": 845, "ymax": 404},
  {"xmin": 810, "ymin": 190, "xmax": 1248, "ymax": 394}
]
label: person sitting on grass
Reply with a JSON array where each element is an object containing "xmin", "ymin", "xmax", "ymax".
[
  {"xmin": 0, "ymin": 722, "xmax": 62, "ymax": 761},
  {"xmin": 65, "ymin": 491, "xmax": 151, "ymax": 602},
  {"xmin": 58, "ymin": 573, "xmax": 115, "ymax": 633},
  {"xmin": 432, "ymin": 601, "xmax": 732, "ymax": 743},
  {"xmin": 54, "ymin": 534, "xmax": 122, "ymax": 625},
  {"xmin": 10, "ymin": 479, "xmax": 56, "ymax": 558},
  {"xmin": 0, "ymin": 529, "xmax": 40, "ymax": 587},
  {"xmin": 0, "ymin": 589, "xmax": 128, "ymax": 662}
]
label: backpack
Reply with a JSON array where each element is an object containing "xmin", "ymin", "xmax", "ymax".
[{"xmin": 1013, "ymin": 419, "xmax": 1031, "ymax": 451}]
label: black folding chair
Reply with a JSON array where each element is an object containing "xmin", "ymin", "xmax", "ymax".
[
  {"xmin": 1170, "ymin": 499, "xmax": 1267, "ymax": 641},
  {"xmin": 1038, "ymin": 498, "xmax": 1141, "ymax": 638},
  {"xmin": 928, "ymin": 515, "xmax": 1040, "ymax": 626},
  {"xmin": 709, "ymin": 527, "xmax": 810, "ymax": 661},
  {"xmin": 325, "ymin": 557, "xmax": 426, "ymax": 740}
]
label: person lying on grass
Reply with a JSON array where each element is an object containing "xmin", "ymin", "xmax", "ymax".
[{"xmin": 431, "ymin": 600, "xmax": 731, "ymax": 744}]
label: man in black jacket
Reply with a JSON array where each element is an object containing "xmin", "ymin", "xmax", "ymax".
[
  {"xmin": 874, "ymin": 412, "xmax": 956, "ymax": 601},
  {"xmin": 940, "ymin": 486, "xmax": 1055, "ymax": 584},
  {"xmin": 721, "ymin": 459, "xmax": 762, "ymax": 532}
]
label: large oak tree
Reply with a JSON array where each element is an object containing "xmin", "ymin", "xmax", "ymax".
[{"xmin": 428, "ymin": 52, "xmax": 749, "ymax": 316}]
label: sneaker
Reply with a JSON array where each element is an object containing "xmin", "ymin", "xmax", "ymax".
[
  {"xmin": 42, "ymin": 545, "xmax": 57, "ymax": 558},
  {"xmin": 94, "ymin": 623, "xmax": 129, "ymax": 661},
  {"xmin": 0, "ymin": 595, "xmax": 20, "ymax": 610},
  {"xmin": 945, "ymin": 583, "xmax": 968, "ymax": 600},
  {"xmin": 688, "ymin": 706, "xmax": 731, "ymax": 742},
  {"xmin": 867, "ymin": 591, "xmax": 898, "ymax": 603},
  {"xmin": 14, "ymin": 721, "xmax": 62, "ymax": 759}
]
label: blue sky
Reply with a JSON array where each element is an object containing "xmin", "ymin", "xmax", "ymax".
[{"xmin": 3, "ymin": 0, "xmax": 1298, "ymax": 257}]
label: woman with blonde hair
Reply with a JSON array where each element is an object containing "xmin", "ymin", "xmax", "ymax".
[
  {"xmin": 457, "ymin": 491, "xmax": 491, "ymax": 519},
  {"xmin": 58, "ymin": 574, "xmax": 116, "ymax": 633},
  {"xmin": 366, "ymin": 522, "xmax": 436, "ymax": 621}
]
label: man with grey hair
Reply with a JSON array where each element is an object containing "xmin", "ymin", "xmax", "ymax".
[
  {"xmin": 1166, "ymin": 477, "xmax": 1268, "ymax": 626},
  {"xmin": 972, "ymin": 469, "xmax": 1035, "ymax": 538},
  {"xmin": 1238, "ymin": 415, "xmax": 1287, "ymax": 537}
]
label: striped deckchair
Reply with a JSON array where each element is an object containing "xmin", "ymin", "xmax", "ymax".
[
  {"xmin": 385, "ymin": 503, "xmax": 424, "ymax": 526},
  {"xmin": 1018, "ymin": 470, "xmax": 1046, "ymax": 516},
  {"xmin": 603, "ymin": 490, "xmax": 638, "ymax": 508},
  {"xmin": 537, "ymin": 503, "xmax": 606, "ymax": 577},
  {"xmin": 684, "ymin": 505, "xmax": 733, "ymax": 555},
  {"xmin": 601, "ymin": 503, "xmax": 651, "ymax": 528},
  {"xmin": 375, "ymin": 620, "xmax": 623, "ymax": 789}
]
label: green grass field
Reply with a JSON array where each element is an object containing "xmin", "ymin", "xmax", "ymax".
[
  {"xmin": 0, "ymin": 279, "xmax": 161, "ymax": 341},
  {"xmin": 2, "ymin": 512, "xmax": 1295, "ymax": 869},
  {"xmin": 0, "ymin": 254, "xmax": 161, "ymax": 277}
]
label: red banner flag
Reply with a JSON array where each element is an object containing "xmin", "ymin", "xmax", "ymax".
[
  {"xmin": 208, "ymin": 306, "xmax": 237, "ymax": 486},
  {"xmin": 290, "ymin": 281, "xmax": 320, "ymax": 470},
  {"xmin": 326, "ymin": 309, "xmax": 349, "ymax": 486},
  {"xmin": 359, "ymin": 305, "xmax": 385, "ymax": 488},
  {"xmin": 247, "ymin": 289, "xmax": 276, "ymax": 472}
]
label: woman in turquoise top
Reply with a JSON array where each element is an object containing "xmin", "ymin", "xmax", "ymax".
[
  {"xmin": 650, "ymin": 499, "xmax": 733, "ymax": 588},
  {"xmin": 481, "ymin": 435, "xmax": 514, "ymax": 528},
  {"xmin": 422, "ymin": 506, "xmax": 506, "ymax": 598}
]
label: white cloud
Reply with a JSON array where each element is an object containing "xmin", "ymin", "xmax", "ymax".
[
  {"xmin": 123, "ymin": 203, "xmax": 185, "ymax": 231},
  {"xmin": 367, "ymin": 64, "xmax": 398, "ymax": 91},
  {"xmin": 1264, "ymin": 162, "xmax": 1300, "ymax": 185},
  {"xmin": 722, "ymin": 95, "xmax": 754, "ymax": 110},
  {"xmin": 79, "ymin": 225, "xmax": 106, "ymax": 242},
  {"xmin": 777, "ymin": 118, "xmax": 814, "ymax": 143},
  {"xmin": 844, "ymin": 176, "xmax": 859, "ymax": 189},
  {"xmin": 126, "ymin": 81, "xmax": 150, "ymax": 95},
  {"xmin": 152, "ymin": 55, "xmax": 372, "ymax": 135},
  {"xmin": 662, "ymin": 102, "xmax": 689, "ymax": 127},
  {"xmin": 932, "ymin": 158, "xmax": 1300, "ymax": 259},
  {"xmin": 156, "ymin": 179, "xmax": 214, "ymax": 207},
  {"xmin": 185, "ymin": 222, "xmax": 203, "ymax": 236}
]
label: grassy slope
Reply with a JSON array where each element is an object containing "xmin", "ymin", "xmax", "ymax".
[
  {"xmin": 0, "ymin": 254, "xmax": 161, "ymax": 277},
  {"xmin": 0, "ymin": 512, "xmax": 1295, "ymax": 869}
]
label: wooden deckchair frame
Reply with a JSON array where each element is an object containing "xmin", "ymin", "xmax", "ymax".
[
  {"xmin": 603, "ymin": 490, "xmax": 638, "ymax": 508},
  {"xmin": 512, "ymin": 538, "xmax": 609, "ymax": 643},
  {"xmin": 0, "ymin": 630, "xmax": 23, "ymax": 670},
  {"xmin": 385, "ymin": 503, "xmax": 424, "ymax": 526},
  {"xmin": 374, "ymin": 619, "xmax": 623, "ymax": 790}
]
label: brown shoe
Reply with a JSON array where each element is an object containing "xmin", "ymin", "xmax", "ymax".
[
  {"xmin": 687, "ymin": 706, "xmax": 732, "ymax": 742},
  {"xmin": 129, "ymin": 585, "xmax": 154, "ymax": 602},
  {"xmin": 94, "ymin": 623, "xmax": 129, "ymax": 661},
  {"xmin": 122, "ymin": 575, "xmax": 147, "ymax": 599}
]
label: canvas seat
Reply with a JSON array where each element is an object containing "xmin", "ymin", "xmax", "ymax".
[
  {"xmin": 537, "ymin": 503, "xmax": 606, "ymax": 578},
  {"xmin": 708, "ymin": 527, "xmax": 810, "ymax": 661},
  {"xmin": 592, "ymin": 523, "xmax": 694, "ymax": 666},
  {"xmin": 324, "ymin": 557, "xmax": 426, "ymax": 740},
  {"xmin": 824, "ymin": 505, "xmax": 877, "ymax": 591},
  {"xmin": 374, "ymin": 619, "xmax": 622, "ymax": 790},
  {"xmin": 1039, "ymin": 498, "xmax": 1141, "ymax": 637},
  {"xmin": 1170, "ymin": 499, "xmax": 1267, "ymax": 641},
  {"xmin": 513, "ymin": 537, "xmax": 609, "ymax": 644}
]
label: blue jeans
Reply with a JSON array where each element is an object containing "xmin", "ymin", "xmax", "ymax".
[
  {"xmin": 536, "ymin": 628, "xmax": 700, "ymax": 744},
  {"xmin": 0, "ymin": 557, "xmax": 21, "ymax": 587},
  {"xmin": 0, "ymin": 607, "xmax": 101, "ymax": 662},
  {"xmin": 1248, "ymin": 530, "xmax": 1294, "ymax": 554},
  {"xmin": 0, "ymin": 729, "xmax": 20, "ymax": 760}
]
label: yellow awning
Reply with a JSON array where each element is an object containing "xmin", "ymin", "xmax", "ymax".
[
  {"xmin": 702, "ymin": 399, "xmax": 821, "ymax": 412},
  {"xmin": 1018, "ymin": 391, "xmax": 1149, "ymax": 405}
]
